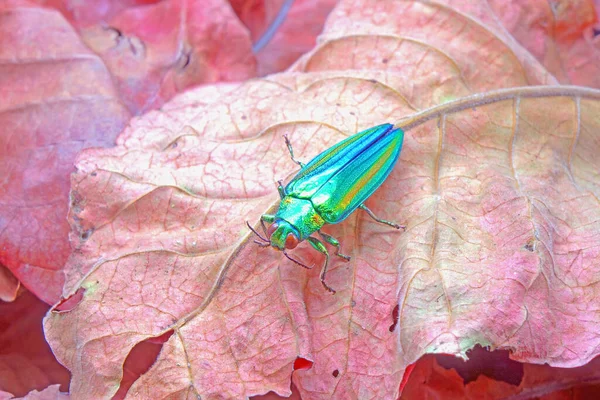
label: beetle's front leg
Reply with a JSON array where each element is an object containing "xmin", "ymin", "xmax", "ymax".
[
  {"xmin": 260, "ymin": 214, "xmax": 276, "ymax": 236},
  {"xmin": 359, "ymin": 204, "xmax": 405, "ymax": 230},
  {"xmin": 283, "ymin": 134, "xmax": 306, "ymax": 168},
  {"xmin": 307, "ymin": 237, "xmax": 335, "ymax": 294},
  {"xmin": 318, "ymin": 231, "xmax": 351, "ymax": 261}
]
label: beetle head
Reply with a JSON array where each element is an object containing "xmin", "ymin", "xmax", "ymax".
[{"xmin": 267, "ymin": 220, "xmax": 300, "ymax": 250}]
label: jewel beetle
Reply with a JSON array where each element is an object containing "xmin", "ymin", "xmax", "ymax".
[{"xmin": 248, "ymin": 123, "xmax": 405, "ymax": 294}]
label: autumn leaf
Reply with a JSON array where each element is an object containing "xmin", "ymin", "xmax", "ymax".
[
  {"xmin": 76, "ymin": 0, "xmax": 257, "ymax": 114},
  {"xmin": 0, "ymin": 1, "xmax": 131, "ymax": 304},
  {"xmin": 229, "ymin": 0, "xmax": 339, "ymax": 75},
  {"xmin": 484, "ymin": 0, "xmax": 600, "ymax": 87},
  {"xmin": 0, "ymin": 0, "xmax": 261, "ymax": 306},
  {"xmin": 401, "ymin": 348, "xmax": 600, "ymax": 399},
  {"xmin": 42, "ymin": 0, "xmax": 600, "ymax": 398},
  {"xmin": 0, "ymin": 290, "xmax": 69, "ymax": 398},
  {"xmin": 30, "ymin": 0, "xmax": 258, "ymax": 114}
]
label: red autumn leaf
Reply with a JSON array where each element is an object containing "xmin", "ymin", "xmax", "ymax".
[
  {"xmin": 0, "ymin": 290, "xmax": 70, "ymax": 398},
  {"xmin": 401, "ymin": 349, "xmax": 600, "ymax": 399},
  {"xmin": 43, "ymin": 1, "xmax": 600, "ymax": 398},
  {"xmin": 30, "ymin": 0, "xmax": 160, "ymax": 27},
  {"xmin": 32, "ymin": 0, "xmax": 258, "ymax": 114},
  {"xmin": 0, "ymin": 0, "xmax": 259, "ymax": 306},
  {"xmin": 77, "ymin": 0, "xmax": 257, "ymax": 113},
  {"xmin": 0, "ymin": 0, "xmax": 131, "ymax": 304}
]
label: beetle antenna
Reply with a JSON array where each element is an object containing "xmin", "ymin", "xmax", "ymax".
[
  {"xmin": 246, "ymin": 221, "xmax": 268, "ymax": 242},
  {"xmin": 260, "ymin": 218, "xmax": 269, "ymax": 237},
  {"xmin": 283, "ymin": 251, "xmax": 312, "ymax": 269}
]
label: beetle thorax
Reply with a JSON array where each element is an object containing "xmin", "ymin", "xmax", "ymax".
[{"xmin": 275, "ymin": 196, "xmax": 325, "ymax": 240}]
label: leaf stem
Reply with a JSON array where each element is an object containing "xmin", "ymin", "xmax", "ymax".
[
  {"xmin": 252, "ymin": 0, "xmax": 295, "ymax": 53},
  {"xmin": 395, "ymin": 85, "xmax": 600, "ymax": 131}
]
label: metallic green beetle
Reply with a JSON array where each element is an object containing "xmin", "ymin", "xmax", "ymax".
[{"xmin": 248, "ymin": 123, "xmax": 405, "ymax": 293}]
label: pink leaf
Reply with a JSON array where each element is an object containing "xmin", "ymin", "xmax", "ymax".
[
  {"xmin": 37, "ymin": 0, "xmax": 600, "ymax": 398},
  {"xmin": 37, "ymin": 0, "xmax": 258, "ymax": 113},
  {"xmin": 0, "ymin": 1, "xmax": 131, "ymax": 304},
  {"xmin": 485, "ymin": 0, "xmax": 600, "ymax": 88}
]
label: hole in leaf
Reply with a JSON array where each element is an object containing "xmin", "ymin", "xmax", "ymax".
[
  {"xmin": 54, "ymin": 288, "xmax": 85, "ymax": 312},
  {"xmin": 146, "ymin": 330, "xmax": 174, "ymax": 344},
  {"xmin": 524, "ymin": 237, "xmax": 535, "ymax": 252},
  {"xmin": 112, "ymin": 330, "xmax": 174, "ymax": 400},
  {"xmin": 389, "ymin": 304, "xmax": 400, "ymax": 332},
  {"xmin": 435, "ymin": 345, "xmax": 523, "ymax": 386},
  {"xmin": 382, "ymin": 58, "xmax": 389, "ymax": 63},
  {"xmin": 293, "ymin": 357, "xmax": 313, "ymax": 371},
  {"xmin": 332, "ymin": 369, "xmax": 339, "ymax": 378},
  {"xmin": 80, "ymin": 229, "xmax": 94, "ymax": 240}
]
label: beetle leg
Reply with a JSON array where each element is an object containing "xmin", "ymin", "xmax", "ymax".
[
  {"xmin": 276, "ymin": 180, "xmax": 286, "ymax": 199},
  {"xmin": 283, "ymin": 134, "xmax": 306, "ymax": 168},
  {"xmin": 318, "ymin": 231, "xmax": 351, "ymax": 261},
  {"xmin": 261, "ymin": 214, "xmax": 276, "ymax": 223},
  {"xmin": 260, "ymin": 214, "xmax": 276, "ymax": 236},
  {"xmin": 307, "ymin": 237, "xmax": 335, "ymax": 294},
  {"xmin": 359, "ymin": 204, "xmax": 405, "ymax": 230}
]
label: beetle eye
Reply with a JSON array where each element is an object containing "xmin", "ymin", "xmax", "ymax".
[
  {"xmin": 266, "ymin": 222, "xmax": 278, "ymax": 239},
  {"xmin": 285, "ymin": 233, "xmax": 299, "ymax": 249}
]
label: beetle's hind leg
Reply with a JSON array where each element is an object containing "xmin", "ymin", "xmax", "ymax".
[
  {"xmin": 307, "ymin": 237, "xmax": 336, "ymax": 294},
  {"xmin": 359, "ymin": 204, "xmax": 406, "ymax": 230},
  {"xmin": 283, "ymin": 134, "xmax": 305, "ymax": 168},
  {"xmin": 318, "ymin": 231, "xmax": 351, "ymax": 261}
]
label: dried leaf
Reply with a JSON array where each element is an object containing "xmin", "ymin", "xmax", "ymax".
[
  {"xmin": 16, "ymin": 385, "xmax": 69, "ymax": 400},
  {"xmin": 44, "ymin": 87, "xmax": 600, "ymax": 400},
  {"xmin": 41, "ymin": 0, "xmax": 600, "ymax": 399}
]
